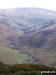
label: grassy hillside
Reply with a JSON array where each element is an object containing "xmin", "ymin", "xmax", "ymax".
[
  {"xmin": 0, "ymin": 64, "xmax": 56, "ymax": 75},
  {"xmin": 0, "ymin": 46, "xmax": 30, "ymax": 64}
]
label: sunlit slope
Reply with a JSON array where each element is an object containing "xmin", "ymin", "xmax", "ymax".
[{"xmin": 0, "ymin": 46, "xmax": 30, "ymax": 64}]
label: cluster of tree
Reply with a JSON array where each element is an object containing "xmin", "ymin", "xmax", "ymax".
[{"xmin": 0, "ymin": 64, "xmax": 56, "ymax": 75}]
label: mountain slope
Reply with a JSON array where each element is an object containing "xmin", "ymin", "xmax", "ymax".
[{"xmin": 0, "ymin": 8, "xmax": 56, "ymax": 67}]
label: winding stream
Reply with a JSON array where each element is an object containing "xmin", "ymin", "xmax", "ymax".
[{"xmin": 20, "ymin": 51, "xmax": 38, "ymax": 64}]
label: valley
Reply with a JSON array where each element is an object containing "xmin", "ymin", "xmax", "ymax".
[{"xmin": 0, "ymin": 8, "xmax": 56, "ymax": 67}]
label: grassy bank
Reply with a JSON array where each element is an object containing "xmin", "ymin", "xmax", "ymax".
[{"xmin": 0, "ymin": 64, "xmax": 56, "ymax": 75}]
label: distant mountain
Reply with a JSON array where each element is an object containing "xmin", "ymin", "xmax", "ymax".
[{"xmin": 0, "ymin": 8, "xmax": 56, "ymax": 67}]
